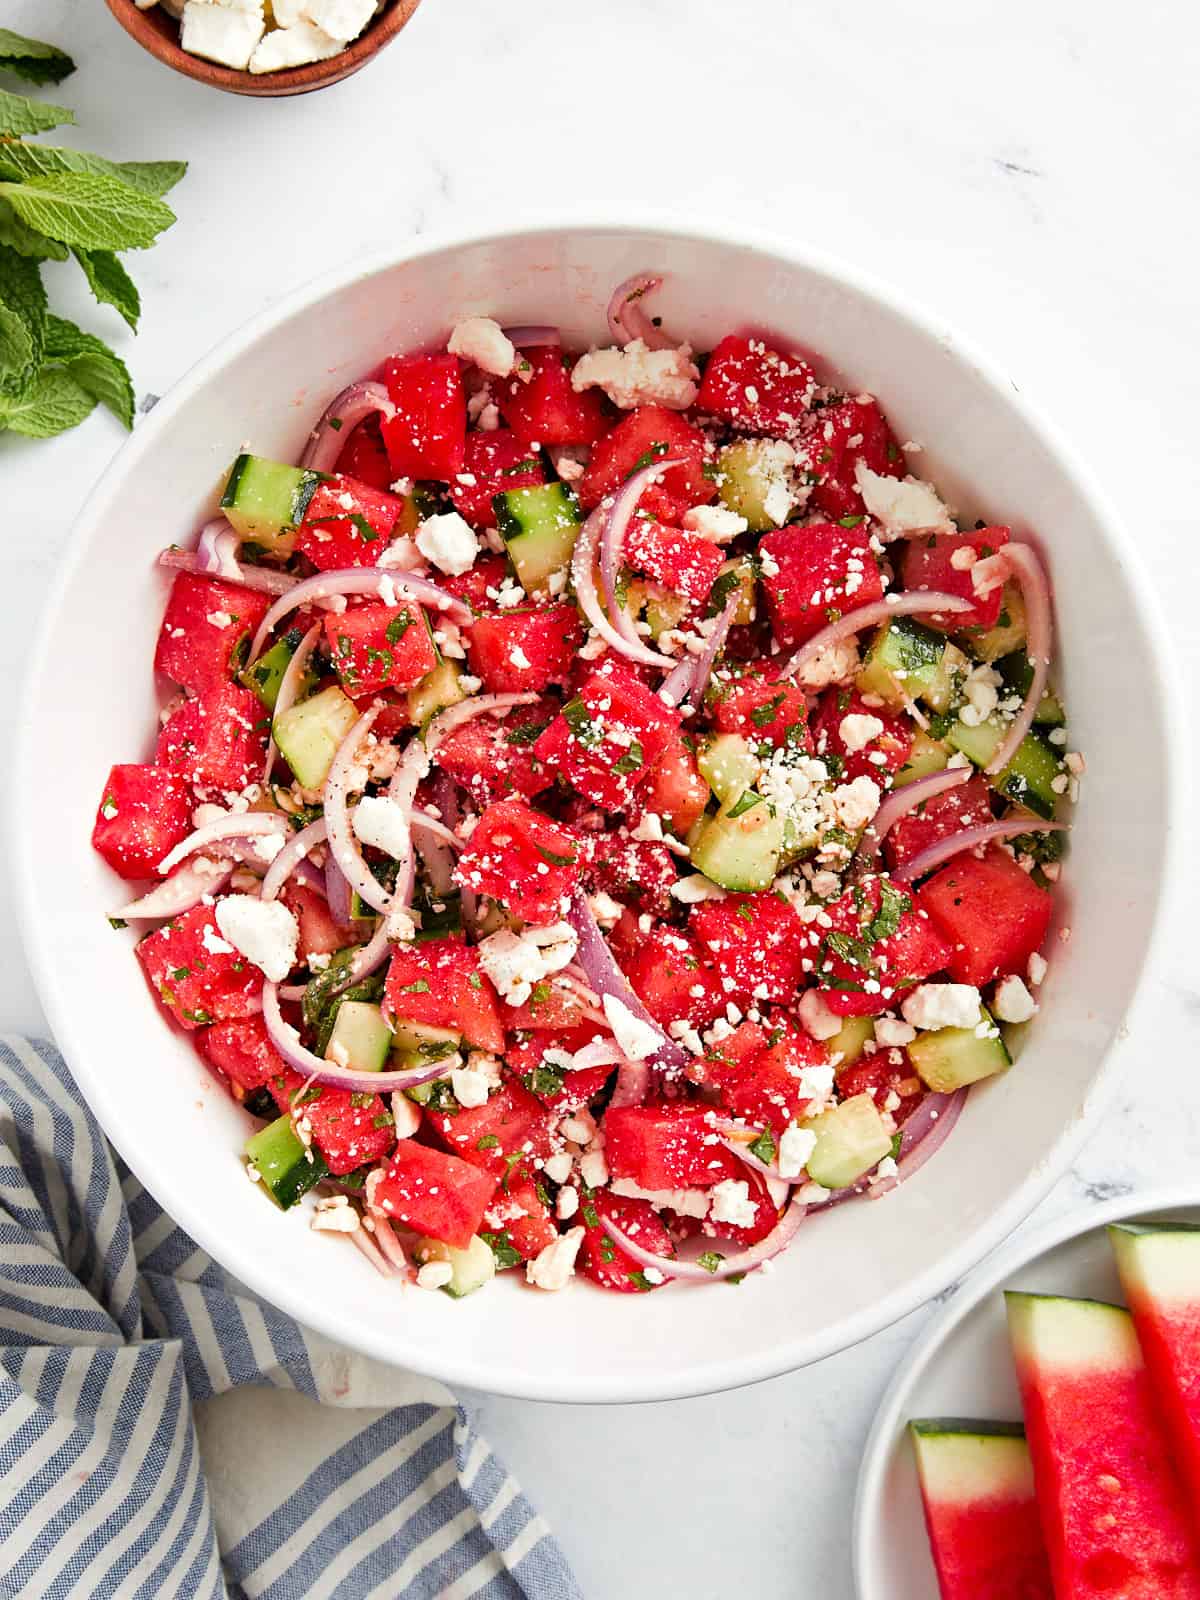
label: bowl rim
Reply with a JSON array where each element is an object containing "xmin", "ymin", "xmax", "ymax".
[
  {"xmin": 13, "ymin": 216, "xmax": 1184, "ymax": 1402},
  {"xmin": 850, "ymin": 1182, "xmax": 1200, "ymax": 1595}
]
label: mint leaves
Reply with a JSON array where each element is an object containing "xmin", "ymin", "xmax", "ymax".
[{"xmin": 0, "ymin": 31, "xmax": 185, "ymax": 440}]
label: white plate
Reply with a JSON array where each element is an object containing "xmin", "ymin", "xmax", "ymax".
[{"xmin": 853, "ymin": 1185, "xmax": 1200, "ymax": 1597}]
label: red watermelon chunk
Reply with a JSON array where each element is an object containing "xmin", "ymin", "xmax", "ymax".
[
  {"xmin": 632, "ymin": 733, "xmax": 710, "ymax": 839},
  {"xmin": 623, "ymin": 519, "xmax": 724, "ymax": 604},
  {"xmin": 580, "ymin": 1190, "xmax": 674, "ymax": 1293},
  {"xmin": 813, "ymin": 873, "xmax": 954, "ymax": 1016},
  {"xmin": 918, "ymin": 848, "xmax": 1052, "ymax": 987},
  {"xmin": 812, "ymin": 689, "xmax": 913, "ymax": 782},
  {"xmin": 690, "ymin": 891, "xmax": 809, "ymax": 1007},
  {"xmin": 482, "ymin": 1178, "xmax": 558, "ymax": 1263},
  {"xmin": 296, "ymin": 474, "xmax": 407, "ymax": 570},
  {"xmin": 711, "ymin": 1017, "xmax": 830, "ymax": 1136},
  {"xmin": 884, "ymin": 775, "xmax": 995, "ymax": 875},
  {"xmin": 584, "ymin": 831, "xmax": 678, "ymax": 918},
  {"xmin": 334, "ymin": 416, "xmax": 393, "ymax": 490},
  {"xmin": 759, "ymin": 521, "xmax": 885, "ymax": 650},
  {"xmin": 92, "ymin": 762, "xmax": 193, "ymax": 881},
  {"xmin": 425, "ymin": 1076, "xmax": 552, "ymax": 1180},
  {"xmin": 899, "ymin": 527, "xmax": 1012, "ymax": 633},
  {"xmin": 156, "ymin": 682, "xmax": 269, "ymax": 796},
  {"xmin": 696, "ymin": 333, "xmax": 816, "ymax": 434},
  {"xmin": 496, "ymin": 345, "xmax": 612, "ymax": 448},
  {"xmin": 449, "ymin": 430, "xmax": 545, "ymax": 527},
  {"xmin": 380, "ymin": 352, "xmax": 466, "ymax": 482},
  {"xmin": 198, "ymin": 1015, "xmax": 284, "ymax": 1097},
  {"xmin": 1007, "ymin": 1292, "xmax": 1200, "ymax": 1598},
  {"xmin": 603, "ymin": 1104, "xmax": 739, "ymax": 1190},
  {"xmin": 383, "ymin": 936, "xmax": 504, "ymax": 1052},
  {"xmin": 909, "ymin": 1420, "xmax": 1053, "ymax": 1600},
  {"xmin": 466, "ymin": 603, "xmax": 583, "ymax": 694},
  {"xmin": 453, "ymin": 797, "xmax": 584, "ymax": 926},
  {"xmin": 710, "ymin": 672, "xmax": 810, "ymax": 751},
  {"xmin": 433, "ymin": 699, "xmax": 555, "ymax": 806},
  {"xmin": 154, "ymin": 574, "xmax": 270, "ymax": 694},
  {"xmin": 624, "ymin": 927, "xmax": 724, "ymax": 1029},
  {"xmin": 370, "ymin": 1142, "xmax": 497, "ymax": 1249},
  {"xmin": 136, "ymin": 904, "xmax": 262, "ymax": 1029},
  {"xmin": 534, "ymin": 663, "xmax": 681, "ymax": 813},
  {"xmin": 323, "ymin": 601, "xmax": 437, "ymax": 696},
  {"xmin": 576, "ymin": 405, "xmax": 714, "ymax": 511},
  {"xmin": 794, "ymin": 395, "xmax": 903, "ymax": 520}
]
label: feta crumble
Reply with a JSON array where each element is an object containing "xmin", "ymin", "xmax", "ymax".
[
  {"xmin": 709, "ymin": 1179, "xmax": 757, "ymax": 1229},
  {"xmin": 415, "ymin": 511, "xmax": 479, "ymax": 577},
  {"xmin": 901, "ymin": 983, "xmax": 983, "ymax": 1032},
  {"xmin": 526, "ymin": 1227, "xmax": 585, "ymax": 1292},
  {"xmin": 447, "ymin": 316, "xmax": 515, "ymax": 378},
  {"xmin": 602, "ymin": 994, "xmax": 665, "ymax": 1060},
  {"xmin": 571, "ymin": 339, "xmax": 699, "ymax": 411},
  {"xmin": 352, "ymin": 795, "xmax": 410, "ymax": 860},
  {"xmin": 992, "ymin": 974, "xmax": 1038, "ymax": 1024},
  {"xmin": 214, "ymin": 895, "xmax": 298, "ymax": 983},
  {"xmin": 476, "ymin": 923, "xmax": 578, "ymax": 1006}
]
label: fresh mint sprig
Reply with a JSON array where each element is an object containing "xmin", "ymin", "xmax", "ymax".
[{"xmin": 0, "ymin": 28, "xmax": 185, "ymax": 439}]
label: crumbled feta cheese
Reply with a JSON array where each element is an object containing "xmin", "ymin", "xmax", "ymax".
[
  {"xmin": 476, "ymin": 923, "xmax": 578, "ymax": 1006},
  {"xmin": 873, "ymin": 1156, "xmax": 899, "ymax": 1182},
  {"xmin": 301, "ymin": 0, "xmax": 374, "ymax": 40},
  {"xmin": 901, "ymin": 983, "xmax": 982, "ymax": 1032},
  {"xmin": 992, "ymin": 974, "xmax": 1038, "ymax": 1024},
  {"xmin": 682, "ymin": 505, "xmax": 748, "ymax": 543},
  {"xmin": 949, "ymin": 544, "xmax": 978, "ymax": 572},
  {"xmin": 610, "ymin": 1177, "xmax": 711, "ymax": 1219},
  {"xmin": 571, "ymin": 339, "xmax": 699, "ymax": 411},
  {"xmin": 447, "ymin": 316, "xmax": 515, "ymax": 378},
  {"xmin": 854, "ymin": 463, "xmax": 954, "ymax": 538},
  {"xmin": 587, "ymin": 892, "xmax": 624, "ymax": 929},
  {"xmin": 351, "ymin": 795, "xmax": 409, "ymax": 860},
  {"xmin": 832, "ymin": 776, "xmax": 881, "ymax": 834},
  {"xmin": 670, "ymin": 873, "xmax": 728, "ymax": 905},
  {"xmin": 957, "ymin": 663, "xmax": 1003, "ymax": 728},
  {"xmin": 602, "ymin": 994, "xmax": 664, "ymax": 1060},
  {"xmin": 1027, "ymin": 952, "xmax": 1048, "ymax": 987},
  {"xmin": 579, "ymin": 1149, "xmax": 609, "ymax": 1189},
  {"xmin": 415, "ymin": 510, "xmax": 479, "ymax": 577},
  {"xmin": 310, "ymin": 1196, "xmax": 360, "ymax": 1233},
  {"xmin": 630, "ymin": 812, "xmax": 664, "ymax": 842},
  {"xmin": 777, "ymin": 1125, "xmax": 817, "ymax": 1180},
  {"xmin": 556, "ymin": 1186, "xmax": 580, "ymax": 1221},
  {"xmin": 248, "ymin": 16, "xmax": 341, "ymax": 70},
  {"xmin": 214, "ymin": 894, "xmax": 298, "ymax": 982},
  {"xmin": 710, "ymin": 1178, "xmax": 757, "ymax": 1229},
  {"xmin": 874, "ymin": 1016, "xmax": 917, "ymax": 1048},
  {"xmin": 450, "ymin": 1067, "xmax": 491, "ymax": 1108},
  {"xmin": 796, "ymin": 988, "xmax": 844, "ymax": 1040},
  {"xmin": 796, "ymin": 1063, "xmax": 836, "ymax": 1108},
  {"xmin": 526, "ymin": 1226, "xmax": 585, "ymax": 1291},
  {"xmin": 416, "ymin": 1260, "xmax": 454, "ymax": 1291},
  {"xmin": 838, "ymin": 713, "xmax": 884, "ymax": 754},
  {"xmin": 201, "ymin": 922, "xmax": 235, "ymax": 956},
  {"xmin": 509, "ymin": 644, "xmax": 531, "ymax": 670},
  {"xmin": 795, "ymin": 637, "xmax": 860, "ymax": 690},
  {"xmin": 390, "ymin": 1092, "xmax": 422, "ymax": 1139},
  {"xmin": 182, "ymin": 0, "xmax": 266, "ymax": 71},
  {"xmin": 544, "ymin": 1152, "xmax": 574, "ymax": 1185}
]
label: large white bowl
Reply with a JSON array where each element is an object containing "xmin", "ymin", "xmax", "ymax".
[{"xmin": 14, "ymin": 222, "xmax": 1179, "ymax": 1402}]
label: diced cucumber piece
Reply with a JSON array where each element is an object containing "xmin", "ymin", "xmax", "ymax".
[
  {"xmin": 924, "ymin": 642, "xmax": 971, "ymax": 716},
  {"xmin": 856, "ymin": 620, "xmax": 968, "ymax": 715},
  {"xmin": 961, "ymin": 580, "xmax": 1025, "ymax": 662},
  {"xmin": 494, "ymin": 483, "xmax": 580, "ymax": 592},
  {"xmin": 802, "ymin": 1094, "xmax": 893, "ymax": 1189},
  {"xmin": 908, "ymin": 1004, "xmax": 1011, "ymax": 1092},
  {"xmin": 690, "ymin": 794, "xmax": 786, "ymax": 891},
  {"xmin": 220, "ymin": 453, "xmax": 323, "ymax": 555},
  {"xmin": 715, "ymin": 439, "xmax": 795, "ymax": 532},
  {"xmin": 274, "ymin": 685, "xmax": 359, "ymax": 789},
  {"xmin": 245, "ymin": 1114, "xmax": 328, "ymax": 1209},
  {"xmin": 697, "ymin": 734, "xmax": 761, "ymax": 807},
  {"xmin": 407, "ymin": 659, "xmax": 464, "ymax": 726},
  {"xmin": 947, "ymin": 716, "xmax": 1062, "ymax": 819},
  {"xmin": 325, "ymin": 1000, "xmax": 391, "ymax": 1074},
  {"xmin": 391, "ymin": 1021, "xmax": 461, "ymax": 1096},
  {"xmin": 707, "ymin": 557, "xmax": 757, "ymax": 623},
  {"xmin": 639, "ymin": 581, "xmax": 690, "ymax": 639},
  {"xmin": 830, "ymin": 1014, "xmax": 875, "ymax": 1067},
  {"xmin": 241, "ymin": 628, "xmax": 317, "ymax": 712},
  {"xmin": 996, "ymin": 650, "xmax": 1066, "ymax": 726},
  {"xmin": 415, "ymin": 1234, "xmax": 497, "ymax": 1298},
  {"xmin": 895, "ymin": 729, "xmax": 952, "ymax": 786}
]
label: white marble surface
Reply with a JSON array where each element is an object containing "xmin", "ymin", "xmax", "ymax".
[{"xmin": 3, "ymin": 0, "xmax": 1198, "ymax": 1594}]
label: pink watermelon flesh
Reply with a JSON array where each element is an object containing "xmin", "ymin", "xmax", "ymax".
[
  {"xmin": 1007, "ymin": 1292, "xmax": 1200, "ymax": 1599},
  {"xmin": 1110, "ymin": 1222, "xmax": 1200, "ymax": 1526},
  {"xmin": 909, "ymin": 1420, "xmax": 1054, "ymax": 1599}
]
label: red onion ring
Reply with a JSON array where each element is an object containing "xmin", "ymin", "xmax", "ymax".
[
  {"xmin": 606, "ymin": 273, "xmax": 674, "ymax": 351},
  {"xmin": 891, "ymin": 818, "xmax": 1066, "ymax": 884},
  {"xmin": 262, "ymin": 817, "xmax": 328, "ymax": 903},
  {"xmin": 599, "ymin": 1194, "xmax": 808, "ymax": 1283},
  {"xmin": 423, "ymin": 691, "xmax": 540, "ymax": 758},
  {"xmin": 246, "ymin": 568, "xmax": 470, "ymax": 667},
  {"xmin": 983, "ymin": 544, "xmax": 1053, "ymax": 774},
  {"xmin": 371, "ymin": 1218, "xmax": 412, "ymax": 1276},
  {"xmin": 324, "ymin": 708, "xmax": 402, "ymax": 917},
  {"xmin": 114, "ymin": 857, "xmax": 233, "ymax": 921},
  {"xmin": 781, "ymin": 593, "xmax": 972, "ymax": 682},
  {"xmin": 609, "ymin": 1059, "xmax": 653, "ymax": 1109},
  {"xmin": 263, "ymin": 621, "xmax": 321, "ymax": 784},
  {"xmin": 571, "ymin": 506, "xmax": 679, "ymax": 671},
  {"xmin": 895, "ymin": 1088, "xmax": 966, "ymax": 1179},
  {"xmin": 599, "ymin": 458, "xmax": 686, "ymax": 658},
  {"xmin": 566, "ymin": 892, "xmax": 689, "ymax": 1076},
  {"xmin": 324, "ymin": 854, "xmax": 357, "ymax": 930},
  {"xmin": 261, "ymin": 980, "xmax": 454, "ymax": 1092},
  {"xmin": 157, "ymin": 811, "xmax": 290, "ymax": 877},
  {"xmin": 299, "ymin": 380, "xmax": 394, "ymax": 474},
  {"xmin": 194, "ymin": 518, "xmax": 242, "ymax": 580},
  {"xmin": 502, "ymin": 325, "xmax": 561, "ymax": 349},
  {"xmin": 409, "ymin": 810, "xmax": 462, "ymax": 851},
  {"xmin": 851, "ymin": 767, "xmax": 971, "ymax": 872},
  {"xmin": 662, "ymin": 590, "xmax": 742, "ymax": 709},
  {"xmin": 351, "ymin": 1225, "xmax": 397, "ymax": 1278},
  {"xmin": 716, "ymin": 1127, "xmax": 783, "ymax": 1183},
  {"xmin": 159, "ymin": 547, "xmax": 300, "ymax": 598}
]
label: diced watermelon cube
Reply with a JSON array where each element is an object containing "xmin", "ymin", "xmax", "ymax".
[
  {"xmin": 453, "ymin": 797, "xmax": 584, "ymax": 926},
  {"xmin": 154, "ymin": 574, "xmax": 270, "ymax": 695},
  {"xmin": 449, "ymin": 431, "xmax": 546, "ymax": 527},
  {"xmin": 136, "ymin": 904, "xmax": 262, "ymax": 1029},
  {"xmin": 603, "ymin": 1104, "xmax": 740, "ymax": 1190},
  {"xmin": 156, "ymin": 682, "xmax": 269, "ymax": 795},
  {"xmin": 795, "ymin": 396, "xmax": 903, "ymax": 520},
  {"xmin": 482, "ymin": 1177, "xmax": 559, "ymax": 1263},
  {"xmin": 370, "ymin": 1142, "xmax": 498, "ymax": 1249},
  {"xmin": 496, "ymin": 345, "xmax": 612, "ymax": 448},
  {"xmin": 812, "ymin": 689, "xmax": 914, "ymax": 782},
  {"xmin": 624, "ymin": 927, "xmax": 724, "ymax": 1029},
  {"xmin": 884, "ymin": 775, "xmax": 995, "ymax": 875},
  {"xmin": 631, "ymin": 733, "xmax": 710, "ymax": 839},
  {"xmin": 380, "ymin": 352, "xmax": 467, "ymax": 482},
  {"xmin": 323, "ymin": 601, "xmax": 437, "ymax": 695},
  {"xmin": 439, "ymin": 552, "xmax": 509, "ymax": 616},
  {"xmin": 702, "ymin": 1165, "xmax": 780, "ymax": 1246},
  {"xmin": 710, "ymin": 672, "xmax": 810, "ymax": 750},
  {"xmin": 918, "ymin": 848, "xmax": 1052, "ymax": 987},
  {"xmin": 696, "ymin": 333, "xmax": 815, "ymax": 434},
  {"xmin": 426, "ymin": 1077, "xmax": 552, "ymax": 1180},
  {"xmin": 899, "ymin": 527, "xmax": 1012, "ymax": 633},
  {"xmin": 577, "ymin": 405, "xmax": 715, "ymax": 511},
  {"xmin": 690, "ymin": 892, "xmax": 809, "ymax": 1006},
  {"xmin": 333, "ymin": 415, "xmax": 394, "ymax": 490},
  {"xmin": 759, "ymin": 522, "xmax": 885, "ymax": 650},
  {"xmin": 198, "ymin": 1015, "xmax": 284, "ymax": 1097},
  {"xmin": 383, "ymin": 936, "xmax": 504, "ymax": 1052},
  {"xmin": 301, "ymin": 1084, "xmax": 396, "ymax": 1175},
  {"xmin": 714, "ymin": 1017, "xmax": 830, "ymax": 1136},
  {"xmin": 585, "ymin": 831, "xmax": 678, "ymax": 918},
  {"xmin": 433, "ymin": 698, "xmax": 555, "ymax": 806},
  {"xmin": 836, "ymin": 1050, "xmax": 925, "ymax": 1123},
  {"xmin": 580, "ymin": 1190, "xmax": 674, "ymax": 1292},
  {"xmin": 813, "ymin": 873, "xmax": 955, "ymax": 1016},
  {"xmin": 533, "ymin": 663, "xmax": 681, "ymax": 813},
  {"xmin": 466, "ymin": 603, "xmax": 583, "ymax": 693},
  {"xmin": 92, "ymin": 762, "xmax": 193, "ymax": 881},
  {"xmin": 296, "ymin": 474, "xmax": 407, "ymax": 570},
  {"xmin": 623, "ymin": 519, "xmax": 724, "ymax": 604}
]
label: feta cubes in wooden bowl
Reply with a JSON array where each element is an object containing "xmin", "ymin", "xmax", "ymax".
[{"xmin": 104, "ymin": 0, "xmax": 422, "ymax": 96}]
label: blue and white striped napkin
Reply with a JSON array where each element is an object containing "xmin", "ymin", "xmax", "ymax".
[{"xmin": 0, "ymin": 1036, "xmax": 581, "ymax": 1599}]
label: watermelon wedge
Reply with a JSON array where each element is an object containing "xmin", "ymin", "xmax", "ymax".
[
  {"xmin": 909, "ymin": 1419, "xmax": 1053, "ymax": 1598},
  {"xmin": 1110, "ymin": 1222, "xmax": 1200, "ymax": 1523},
  {"xmin": 1006, "ymin": 1291, "xmax": 1200, "ymax": 1599}
]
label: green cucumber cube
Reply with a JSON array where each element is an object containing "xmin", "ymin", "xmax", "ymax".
[{"xmin": 274, "ymin": 685, "xmax": 359, "ymax": 789}]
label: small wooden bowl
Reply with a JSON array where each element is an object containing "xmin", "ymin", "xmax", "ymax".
[{"xmin": 103, "ymin": 0, "xmax": 422, "ymax": 97}]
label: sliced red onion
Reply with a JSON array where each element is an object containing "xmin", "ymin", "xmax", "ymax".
[
  {"xmin": 609, "ymin": 1059, "xmax": 652, "ymax": 1109},
  {"xmin": 371, "ymin": 1218, "xmax": 412, "ymax": 1276},
  {"xmin": 157, "ymin": 811, "xmax": 291, "ymax": 877},
  {"xmin": 324, "ymin": 707, "xmax": 400, "ymax": 917},
  {"xmin": 409, "ymin": 810, "xmax": 462, "ymax": 851},
  {"xmin": 599, "ymin": 458, "xmax": 686, "ymax": 657},
  {"xmin": 195, "ymin": 518, "xmax": 242, "ymax": 579},
  {"xmin": 159, "ymin": 547, "xmax": 300, "ymax": 598},
  {"xmin": 567, "ymin": 1038, "xmax": 624, "ymax": 1072},
  {"xmin": 261, "ymin": 817, "xmax": 327, "ymax": 903},
  {"xmin": 263, "ymin": 621, "xmax": 322, "ymax": 783},
  {"xmin": 324, "ymin": 854, "xmax": 357, "ymax": 929},
  {"xmin": 571, "ymin": 506, "xmax": 679, "ymax": 671},
  {"xmin": 566, "ymin": 892, "xmax": 689, "ymax": 1075},
  {"xmin": 984, "ymin": 544, "xmax": 1053, "ymax": 774},
  {"xmin": 680, "ymin": 590, "xmax": 742, "ymax": 707},
  {"xmin": 419, "ymin": 774, "xmax": 461, "ymax": 898},
  {"xmin": 852, "ymin": 767, "xmax": 971, "ymax": 872},
  {"xmin": 606, "ymin": 273, "xmax": 674, "ymax": 351},
  {"xmin": 503, "ymin": 325, "xmax": 561, "ymax": 349},
  {"xmin": 291, "ymin": 858, "xmax": 328, "ymax": 897},
  {"xmin": 262, "ymin": 981, "xmax": 454, "ymax": 1092},
  {"xmin": 600, "ymin": 1194, "xmax": 808, "ymax": 1283},
  {"xmin": 246, "ymin": 568, "xmax": 470, "ymax": 667},
  {"xmin": 299, "ymin": 380, "xmax": 394, "ymax": 474},
  {"xmin": 781, "ymin": 592, "xmax": 972, "ymax": 682},
  {"xmin": 115, "ymin": 857, "xmax": 233, "ymax": 921},
  {"xmin": 895, "ymin": 1088, "xmax": 966, "ymax": 1179},
  {"xmin": 422, "ymin": 691, "xmax": 540, "ymax": 758},
  {"xmin": 891, "ymin": 818, "xmax": 1066, "ymax": 884},
  {"xmin": 351, "ymin": 1225, "xmax": 396, "ymax": 1278}
]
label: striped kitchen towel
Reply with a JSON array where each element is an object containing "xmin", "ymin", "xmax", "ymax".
[{"xmin": 0, "ymin": 1036, "xmax": 581, "ymax": 1600}]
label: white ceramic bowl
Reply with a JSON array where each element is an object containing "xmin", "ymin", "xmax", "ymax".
[{"xmin": 14, "ymin": 222, "xmax": 1179, "ymax": 1402}]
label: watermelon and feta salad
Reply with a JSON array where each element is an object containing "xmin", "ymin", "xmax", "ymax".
[
  {"xmin": 911, "ymin": 1224, "xmax": 1200, "ymax": 1597},
  {"xmin": 92, "ymin": 272, "xmax": 1078, "ymax": 1298}
]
